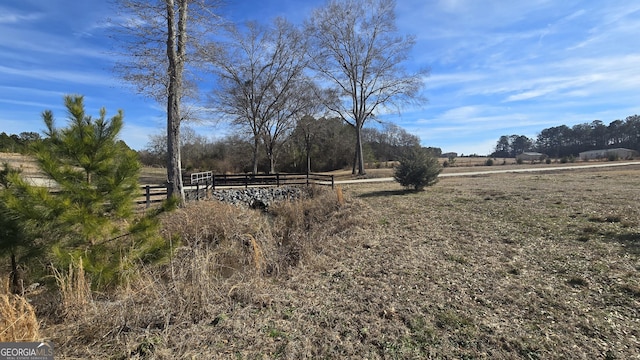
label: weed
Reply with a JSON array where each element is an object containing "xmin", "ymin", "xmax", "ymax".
[
  {"xmin": 446, "ymin": 253, "xmax": 469, "ymax": 265},
  {"xmin": 51, "ymin": 257, "xmax": 92, "ymax": 319},
  {"xmin": 435, "ymin": 310, "xmax": 474, "ymax": 330},
  {"xmin": 405, "ymin": 316, "xmax": 437, "ymax": 347},
  {"xmin": 264, "ymin": 324, "xmax": 287, "ymax": 339}
]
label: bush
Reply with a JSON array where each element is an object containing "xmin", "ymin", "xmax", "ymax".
[
  {"xmin": 545, "ymin": 158, "xmax": 551, "ymax": 164},
  {"xmin": 485, "ymin": 158, "xmax": 494, "ymax": 166},
  {"xmin": 515, "ymin": 158, "xmax": 523, "ymax": 165},
  {"xmin": 394, "ymin": 147, "xmax": 442, "ymax": 191}
]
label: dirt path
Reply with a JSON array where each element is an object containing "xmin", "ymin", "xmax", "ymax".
[{"xmin": 334, "ymin": 161, "xmax": 640, "ymax": 184}]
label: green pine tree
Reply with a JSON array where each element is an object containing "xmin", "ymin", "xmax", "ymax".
[
  {"xmin": 394, "ymin": 146, "xmax": 442, "ymax": 191},
  {"xmin": 4, "ymin": 95, "xmax": 173, "ymax": 289},
  {"xmin": 0, "ymin": 163, "xmax": 43, "ymax": 294}
]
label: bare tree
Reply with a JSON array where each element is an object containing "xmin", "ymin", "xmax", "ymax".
[
  {"xmin": 261, "ymin": 79, "xmax": 320, "ymax": 173},
  {"xmin": 205, "ymin": 18, "xmax": 311, "ymax": 174},
  {"xmin": 306, "ymin": 0, "xmax": 427, "ymax": 175},
  {"xmin": 112, "ymin": 0, "xmax": 222, "ymax": 203}
]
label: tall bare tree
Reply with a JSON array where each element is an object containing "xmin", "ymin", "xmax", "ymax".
[
  {"xmin": 306, "ymin": 0, "xmax": 427, "ymax": 175},
  {"xmin": 205, "ymin": 18, "xmax": 311, "ymax": 174},
  {"xmin": 113, "ymin": 0, "xmax": 222, "ymax": 203},
  {"xmin": 261, "ymin": 78, "xmax": 319, "ymax": 173}
]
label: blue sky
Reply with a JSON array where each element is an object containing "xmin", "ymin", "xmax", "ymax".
[{"xmin": 1, "ymin": 0, "xmax": 640, "ymax": 155}]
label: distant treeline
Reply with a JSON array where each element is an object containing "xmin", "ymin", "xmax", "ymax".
[
  {"xmin": 0, "ymin": 132, "xmax": 42, "ymax": 153},
  {"xmin": 140, "ymin": 119, "xmax": 441, "ymax": 173},
  {"xmin": 2, "ymin": 119, "xmax": 439, "ymax": 173},
  {"xmin": 492, "ymin": 115, "xmax": 640, "ymax": 158}
]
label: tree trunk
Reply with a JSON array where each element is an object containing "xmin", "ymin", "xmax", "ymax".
[
  {"xmin": 165, "ymin": 0, "xmax": 186, "ymax": 204},
  {"xmin": 355, "ymin": 124, "xmax": 366, "ymax": 175},
  {"xmin": 10, "ymin": 252, "xmax": 23, "ymax": 295},
  {"xmin": 252, "ymin": 138, "xmax": 259, "ymax": 174},
  {"xmin": 305, "ymin": 134, "xmax": 312, "ymax": 174},
  {"xmin": 268, "ymin": 152, "xmax": 275, "ymax": 174},
  {"xmin": 352, "ymin": 147, "xmax": 357, "ymax": 175}
]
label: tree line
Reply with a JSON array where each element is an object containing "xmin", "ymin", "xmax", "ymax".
[
  {"xmin": 1, "ymin": 121, "xmax": 435, "ymax": 175},
  {"xmin": 138, "ymin": 120, "xmax": 435, "ymax": 174},
  {"xmin": 0, "ymin": 132, "xmax": 42, "ymax": 153},
  {"xmin": 491, "ymin": 115, "xmax": 640, "ymax": 158}
]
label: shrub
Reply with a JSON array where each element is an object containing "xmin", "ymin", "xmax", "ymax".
[
  {"xmin": 485, "ymin": 158, "xmax": 494, "ymax": 166},
  {"xmin": 545, "ymin": 158, "xmax": 551, "ymax": 164},
  {"xmin": 515, "ymin": 158, "xmax": 523, "ymax": 165},
  {"xmin": 394, "ymin": 146, "xmax": 442, "ymax": 191}
]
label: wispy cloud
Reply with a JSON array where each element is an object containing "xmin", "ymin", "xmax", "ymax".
[
  {"xmin": 0, "ymin": 65, "xmax": 117, "ymax": 86},
  {"xmin": 0, "ymin": 6, "xmax": 42, "ymax": 24}
]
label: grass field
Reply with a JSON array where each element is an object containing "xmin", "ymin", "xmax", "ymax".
[
  {"xmin": 2, "ymin": 152, "xmax": 639, "ymax": 358},
  {"xmin": 18, "ymin": 165, "xmax": 634, "ymax": 359}
]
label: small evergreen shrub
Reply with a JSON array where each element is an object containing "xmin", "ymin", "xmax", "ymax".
[
  {"xmin": 485, "ymin": 158, "xmax": 494, "ymax": 166},
  {"xmin": 515, "ymin": 158, "xmax": 523, "ymax": 165},
  {"xmin": 545, "ymin": 158, "xmax": 551, "ymax": 164},
  {"xmin": 394, "ymin": 146, "xmax": 442, "ymax": 191}
]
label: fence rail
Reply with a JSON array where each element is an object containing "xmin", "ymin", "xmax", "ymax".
[{"xmin": 137, "ymin": 172, "xmax": 334, "ymax": 207}]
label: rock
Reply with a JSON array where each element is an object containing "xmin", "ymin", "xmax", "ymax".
[{"xmin": 188, "ymin": 186, "xmax": 305, "ymax": 208}]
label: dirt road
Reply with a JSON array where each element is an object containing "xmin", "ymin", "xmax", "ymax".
[{"xmin": 334, "ymin": 161, "xmax": 640, "ymax": 185}]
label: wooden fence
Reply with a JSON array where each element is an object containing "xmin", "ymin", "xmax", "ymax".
[{"xmin": 137, "ymin": 172, "xmax": 334, "ymax": 207}]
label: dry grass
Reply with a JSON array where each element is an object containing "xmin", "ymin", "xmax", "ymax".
[
  {"xmin": 14, "ymin": 166, "xmax": 640, "ymax": 358},
  {"xmin": 51, "ymin": 258, "xmax": 92, "ymax": 320},
  {"xmin": 0, "ymin": 291, "xmax": 39, "ymax": 342}
]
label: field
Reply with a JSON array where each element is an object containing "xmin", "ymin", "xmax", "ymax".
[{"xmin": 2, "ymin": 154, "xmax": 640, "ymax": 358}]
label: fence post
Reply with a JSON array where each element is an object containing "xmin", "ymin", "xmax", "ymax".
[
  {"xmin": 145, "ymin": 185, "xmax": 151, "ymax": 208},
  {"xmin": 331, "ymin": 175, "xmax": 334, "ymax": 189},
  {"xmin": 212, "ymin": 174, "xmax": 216, "ymax": 190},
  {"xmin": 277, "ymin": 173, "xmax": 280, "ymax": 187},
  {"xmin": 196, "ymin": 182, "xmax": 200, "ymax": 201},
  {"xmin": 306, "ymin": 172, "xmax": 309, "ymax": 187},
  {"xmin": 245, "ymin": 174, "xmax": 248, "ymax": 188}
]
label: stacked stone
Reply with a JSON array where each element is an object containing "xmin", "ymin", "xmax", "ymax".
[{"xmin": 199, "ymin": 186, "xmax": 304, "ymax": 208}]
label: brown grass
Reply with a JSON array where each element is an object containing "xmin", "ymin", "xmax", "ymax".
[
  {"xmin": 0, "ymin": 292, "xmax": 39, "ymax": 342},
  {"xmin": 51, "ymin": 258, "xmax": 92, "ymax": 320},
  {"xmin": 10, "ymin": 165, "xmax": 640, "ymax": 358}
]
